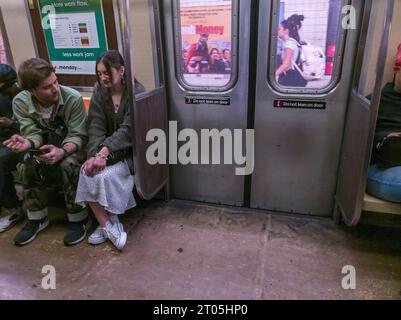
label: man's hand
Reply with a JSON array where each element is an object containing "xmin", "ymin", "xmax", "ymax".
[
  {"xmin": 0, "ymin": 117, "xmax": 14, "ymax": 127},
  {"xmin": 37, "ymin": 145, "xmax": 64, "ymax": 165},
  {"xmin": 3, "ymin": 134, "xmax": 31, "ymax": 153}
]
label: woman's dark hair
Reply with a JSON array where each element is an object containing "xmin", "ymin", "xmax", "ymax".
[
  {"xmin": 95, "ymin": 50, "xmax": 127, "ymax": 86},
  {"xmin": 281, "ymin": 14, "xmax": 304, "ymax": 43},
  {"xmin": 209, "ymin": 48, "xmax": 220, "ymax": 55}
]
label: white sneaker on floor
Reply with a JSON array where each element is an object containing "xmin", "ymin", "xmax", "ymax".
[
  {"xmin": 88, "ymin": 215, "xmax": 124, "ymax": 246},
  {"xmin": 0, "ymin": 208, "xmax": 24, "ymax": 233},
  {"xmin": 88, "ymin": 225, "xmax": 107, "ymax": 245},
  {"xmin": 103, "ymin": 220, "xmax": 127, "ymax": 250}
]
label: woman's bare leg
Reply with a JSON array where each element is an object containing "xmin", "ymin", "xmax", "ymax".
[{"xmin": 88, "ymin": 202, "xmax": 110, "ymax": 227}]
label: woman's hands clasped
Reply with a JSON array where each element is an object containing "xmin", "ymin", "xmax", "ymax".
[{"xmin": 81, "ymin": 155, "xmax": 107, "ymax": 177}]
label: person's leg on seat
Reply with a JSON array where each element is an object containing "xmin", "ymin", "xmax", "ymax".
[{"xmin": 366, "ymin": 164, "xmax": 401, "ymax": 202}]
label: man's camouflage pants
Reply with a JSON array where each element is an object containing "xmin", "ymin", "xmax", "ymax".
[{"xmin": 17, "ymin": 152, "xmax": 88, "ymax": 222}]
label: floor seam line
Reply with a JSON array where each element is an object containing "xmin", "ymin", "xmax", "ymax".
[{"xmin": 253, "ymin": 214, "xmax": 271, "ymax": 299}]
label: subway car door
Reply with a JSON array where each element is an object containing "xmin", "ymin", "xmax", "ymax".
[
  {"xmin": 119, "ymin": 0, "xmax": 169, "ymax": 200},
  {"xmin": 334, "ymin": 0, "xmax": 394, "ymax": 225},
  {"xmin": 161, "ymin": 0, "xmax": 251, "ymax": 206},
  {"xmin": 250, "ymin": 0, "xmax": 362, "ymax": 216}
]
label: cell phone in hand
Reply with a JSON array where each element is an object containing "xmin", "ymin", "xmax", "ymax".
[{"xmin": 29, "ymin": 149, "xmax": 44, "ymax": 155}]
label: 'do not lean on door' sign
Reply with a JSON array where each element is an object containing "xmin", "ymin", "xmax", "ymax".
[
  {"xmin": 39, "ymin": 0, "xmax": 108, "ymax": 75},
  {"xmin": 274, "ymin": 100, "xmax": 326, "ymax": 110}
]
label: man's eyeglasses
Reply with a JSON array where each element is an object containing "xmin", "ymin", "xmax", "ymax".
[{"xmin": 188, "ymin": 60, "xmax": 209, "ymax": 68}]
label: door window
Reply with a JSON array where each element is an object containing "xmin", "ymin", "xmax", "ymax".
[
  {"xmin": 175, "ymin": 0, "xmax": 237, "ymax": 90},
  {"xmin": 271, "ymin": 0, "xmax": 346, "ymax": 92}
]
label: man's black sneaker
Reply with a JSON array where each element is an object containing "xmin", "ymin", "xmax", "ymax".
[
  {"xmin": 64, "ymin": 216, "xmax": 92, "ymax": 246},
  {"xmin": 14, "ymin": 217, "xmax": 49, "ymax": 246}
]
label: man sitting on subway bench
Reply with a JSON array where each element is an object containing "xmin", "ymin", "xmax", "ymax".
[
  {"xmin": 4, "ymin": 58, "xmax": 89, "ymax": 246},
  {"xmin": 0, "ymin": 64, "xmax": 24, "ymax": 233}
]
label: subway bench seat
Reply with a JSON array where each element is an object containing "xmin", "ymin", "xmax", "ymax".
[{"xmin": 363, "ymin": 193, "xmax": 401, "ymax": 215}]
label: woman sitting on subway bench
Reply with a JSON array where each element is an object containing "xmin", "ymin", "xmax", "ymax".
[{"xmin": 75, "ymin": 50, "xmax": 145, "ymax": 250}]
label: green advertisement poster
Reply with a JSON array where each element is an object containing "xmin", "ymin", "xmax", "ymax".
[{"xmin": 39, "ymin": 0, "xmax": 108, "ymax": 75}]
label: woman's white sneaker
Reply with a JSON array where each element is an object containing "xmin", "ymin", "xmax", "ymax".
[
  {"xmin": 103, "ymin": 220, "xmax": 127, "ymax": 250},
  {"xmin": 88, "ymin": 215, "xmax": 124, "ymax": 245},
  {"xmin": 88, "ymin": 225, "xmax": 107, "ymax": 245}
]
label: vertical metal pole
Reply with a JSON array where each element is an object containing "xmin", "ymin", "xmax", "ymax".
[{"xmin": 116, "ymin": 0, "xmax": 138, "ymax": 175}]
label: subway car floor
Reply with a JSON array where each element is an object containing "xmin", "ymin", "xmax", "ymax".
[{"xmin": 0, "ymin": 198, "xmax": 401, "ymax": 300}]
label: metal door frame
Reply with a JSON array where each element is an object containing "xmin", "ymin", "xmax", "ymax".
[{"xmin": 117, "ymin": 0, "xmax": 169, "ymax": 200}]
